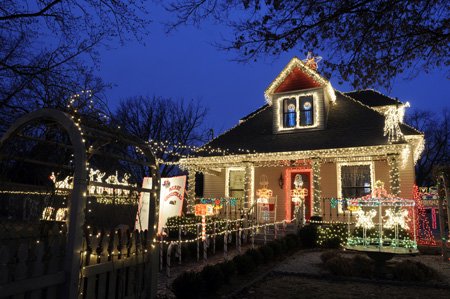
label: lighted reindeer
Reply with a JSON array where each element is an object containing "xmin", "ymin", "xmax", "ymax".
[
  {"xmin": 355, "ymin": 209, "xmax": 377, "ymax": 245},
  {"xmin": 384, "ymin": 208, "xmax": 410, "ymax": 245}
]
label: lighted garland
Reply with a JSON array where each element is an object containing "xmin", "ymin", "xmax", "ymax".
[
  {"xmin": 388, "ymin": 155, "xmax": 401, "ymax": 195},
  {"xmin": 312, "ymin": 159, "xmax": 322, "ymax": 215}
]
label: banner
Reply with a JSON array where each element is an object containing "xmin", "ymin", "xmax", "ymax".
[
  {"xmin": 158, "ymin": 175, "xmax": 186, "ymax": 234},
  {"xmin": 134, "ymin": 177, "xmax": 152, "ymax": 231}
]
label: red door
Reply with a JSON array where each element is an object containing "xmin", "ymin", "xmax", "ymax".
[{"xmin": 284, "ymin": 168, "xmax": 313, "ymax": 221}]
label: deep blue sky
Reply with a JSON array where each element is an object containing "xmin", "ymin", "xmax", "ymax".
[{"xmin": 98, "ymin": 5, "xmax": 449, "ymax": 136}]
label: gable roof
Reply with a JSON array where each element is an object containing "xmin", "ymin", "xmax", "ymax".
[
  {"xmin": 201, "ymin": 91, "xmax": 421, "ymax": 156},
  {"xmin": 345, "ymin": 89, "xmax": 403, "ymax": 107},
  {"xmin": 264, "ymin": 57, "xmax": 335, "ymax": 104}
]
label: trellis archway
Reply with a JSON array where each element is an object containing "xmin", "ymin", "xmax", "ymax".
[{"xmin": 0, "ymin": 109, "xmax": 159, "ymax": 298}]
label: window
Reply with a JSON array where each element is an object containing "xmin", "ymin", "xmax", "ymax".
[
  {"xmin": 280, "ymin": 95, "xmax": 315, "ymax": 129},
  {"xmin": 340, "ymin": 165, "xmax": 372, "ymax": 198},
  {"xmin": 283, "ymin": 98, "xmax": 297, "ymax": 128},
  {"xmin": 227, "ymin": 169, "xmax": 245, "ymax": 198},
  {"xmin": 299, "ymin": 96, "xmax": 314, "ymax": 126}
]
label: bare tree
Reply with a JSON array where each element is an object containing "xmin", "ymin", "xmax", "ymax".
[
  {"xmin": 406, "ymin": 109, "xmax": 449, "ymax": 186},
  {"xmin": 0, "ymin": 0, "xmax": 150, "ymax": 132},
  {"xmin": 113, "ymin": 96, "xmax": 209, "ymax": 177},
  {"xmin": 167, "ymin": 0, "xmax": 449, "ymax": 89}
]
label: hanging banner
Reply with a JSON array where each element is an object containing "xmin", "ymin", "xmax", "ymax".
[
  {"xmin": 134, "ymin": 177, "xmax": 152, "ymax": 231},
  {"xmin": 158, "ymin": 175, "xmax": 186, "ymax": 234}
]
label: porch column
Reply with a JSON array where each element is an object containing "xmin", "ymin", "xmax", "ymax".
[
  {"xmin": 187, "ymin": 168, "xmax": 196, "ymax": 214},
  {"xmin": 244, "ymin": 163, "xmax": 254, "ymax": 209},
  {"xmin": 388, "ymin": 154, "xmax": 400, "ymax": 196},
  {"xmin": 312, "ymin": 159, "xmax": 322, "ymax": 216}
]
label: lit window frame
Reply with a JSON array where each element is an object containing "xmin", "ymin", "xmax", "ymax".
[
  {"xmin": 336, "ymin": 161, "xmax": 375, "ymax": 213},
  {"xmin": 275, "ymin": 88, "xmax": 321, "ymax": 132}
]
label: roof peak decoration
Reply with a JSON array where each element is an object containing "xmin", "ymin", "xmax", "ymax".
[
  {"xmin": 303, "ymin": 52, "xmax": 322, "ymax": 71},
  {"xmin": 264, "ymin": 56, "xmax": 336, "ymax": 105}
]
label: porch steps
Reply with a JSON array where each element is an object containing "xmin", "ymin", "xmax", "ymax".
[{"xmin": 253, "ymin": 223, "xmax": 299, "ymax": 244}]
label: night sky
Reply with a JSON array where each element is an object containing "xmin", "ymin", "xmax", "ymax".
[{"xmin": 98, "ymin": 4, "xmax": 449, "ymax": 136}]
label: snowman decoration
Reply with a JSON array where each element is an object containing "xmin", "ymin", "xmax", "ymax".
[{"xmin": 291, "ymin": 174, "xmax": 307, "ymax": 225}]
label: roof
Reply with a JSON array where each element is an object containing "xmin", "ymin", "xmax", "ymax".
[
  {"xmin": 199, "ymin": 91, "xmax": 421, "ymax": 156},
  {"xmin": 345, "ymin": 89, "xmax": 403, "ymax": 107}
]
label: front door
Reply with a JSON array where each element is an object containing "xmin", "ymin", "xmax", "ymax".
[{"xmin": 284, "ymin": 168, "xmax": 312, "ymax": 221}]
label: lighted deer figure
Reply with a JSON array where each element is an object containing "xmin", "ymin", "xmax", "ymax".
[
  {"xmin": 384, "ymin": 208, "xmax": 410, "ymax": 246},
  {"xmin": 355, "ymin": 209, "xmax": 377, "ymax": 245}
]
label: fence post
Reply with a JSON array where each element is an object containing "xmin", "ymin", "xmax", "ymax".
[
  {"xmin": 203, "ymin": 237, "xmax": 208, "ymax": 262},
  {"xmin": 159, "ymin": 233, "xmax": 164, "ymax": 271},
  {"xmin": 178, "ymin": 226, "xmax": 182, "ymax": 265},
  {"xmin": 213, "ymin": 222, "xmax": 216, "ymax": 254},
  {"xmin": 251, "ymin": 225, "xmax": 255, "ymax": 249},
  {"xmin": 264, "ymin": 225, "xmax": 267, "ymax": 244},
  {"xmin": 238, "ymin": 228, "xmax": 242, "ymax": 254},
  {"xmin": 274, "ymin": 223, "xmax": 278, "ymax": 240},
  {"xmin": 166, "ymin": 242, "xmax": 174, "ymax": 278},
  {"xmin": 196, "ymin": 224, "xmax": 200, "ymax": 262}
]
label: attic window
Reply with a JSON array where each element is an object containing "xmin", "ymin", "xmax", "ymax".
[{"xmin": 280, "ymin": 95, "xmax": 315, "ymax": 128}]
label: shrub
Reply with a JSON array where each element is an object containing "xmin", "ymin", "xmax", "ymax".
[
  {"xmin": 285, "ymin": 234, "xmax": 299, "ymax": 250},
  {"xmin": 275, "ymin": 238, "xmax": 288, "ymax": 253},
  {"xmin": 392, "ymin": 260, "xmax": 441, "ymax": 282},
  {"xmin": 267, "ymin": 240, "xmax": 282, "ymax": 256},
  {"xmin": 200, "ymin": 264, "xmax": 224, "ymax": 293},
  {"xmin": 233, "ymin": 254, "xmax": 256, "ymax": 275},
  {"xmin": 324, "ymin": 256, "xmax": 354, "ymax": 276},
  {"xmin": 219, "ymin": 260, "xmax": 236, "ymax": 283},
  {"xmin": 320, "ymin": 250, "xmax": 341, "ymax": 263},
  {"xmin": 298, "ymin": 225, "xmax": 318, "ymax": 248},
  {"xmin": 246, "ymin": 248, "xmax": 264, "ymax": 266},
  {"xmin": 351, "ymin": 254, "xmax": 374, "ymax": 278},
  {"xmin": 258, "ymin": 245, "xmax": 274, "ymax": 263},
  {"xmin": 317, "ymin": 224, "xmax": 347, "ymax": 249},
  {"xmin": 172, "ymin": 271, "xmax": 202, "ymax": 299}
]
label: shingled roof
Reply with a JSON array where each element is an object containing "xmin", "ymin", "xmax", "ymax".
[
  {"xmin": 202, "ymin": 91, "xmax": 420, "ymax": 155},
  {"xmin": 345, "ymin": 89, "xmax": 403, "ymax": 107}
]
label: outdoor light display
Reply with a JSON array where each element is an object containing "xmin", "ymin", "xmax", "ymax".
[
  {"xmin": 194, "ymin": 204, "xmax": 214, "ymax": 240},
  {"xmin": 346, "ymin": 182, "xmax": 417, "ymax": 252}
]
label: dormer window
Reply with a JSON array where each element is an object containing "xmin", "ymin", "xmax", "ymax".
[
  {"xmin": 283, "ymin": 98, "xmax": 297, "ymax": 127},
  {"xmin": 280, "ymin": 94, "xmax": 315, "ymax": 129},
  {"xmin": 300, "ymin": 96, "xmax": 314, "ymax": 126}
]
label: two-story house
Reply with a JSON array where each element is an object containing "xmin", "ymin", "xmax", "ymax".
[{"xmin": 179, "ymin": 57, "xmax": 424, "ymax": 223}]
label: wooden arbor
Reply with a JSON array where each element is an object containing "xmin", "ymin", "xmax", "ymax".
[{"xmin": 0, "ymin": 109, "xmax": 160, "ymax": 298}]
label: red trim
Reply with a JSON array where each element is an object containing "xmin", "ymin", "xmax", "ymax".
[{"xmin": 284, "ymin": 167, "xmax": 313, "ymax": 222}]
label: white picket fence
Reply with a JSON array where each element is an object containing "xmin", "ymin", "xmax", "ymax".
[{"xmin": 0, "ymin": 236, "xmax": 66, "ymax": 298}]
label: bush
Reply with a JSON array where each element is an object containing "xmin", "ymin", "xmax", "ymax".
[
  {"xmin": 267, "ymin": 241, "xmax": 282, "ymax": 257},
  {"xmin": 285, "ymin": 234, "xmax": 300, "ymax": 250},
  {"xmin": 258, "ymin": 245, "xmax": 274, "ymax": 263},
  {"xmin": 324, "ymin": 256, "xmax": 355, "ymax": 276},
  {"xmin": 320, "ymin": 250, "xmax": 341, "ymax": 263},
  {"xmin": 317, "ymin": 224, "xmax": 347, "ymax": 249},
  {"xmin": 219, "ymin": 260, "xmax": 236, "ymax": 283},
  {"xmin": 246, "ymin": 248, "xmax": 264, "ymax": 266},
  {"xmin": 172, "ymin": 271, "xmax": 202, "ymax": 299},
  {"xmin": 233, "ymin": 254, "xmax": 256, "ymax": 275},
  {"xmin": 392, "ymin": 260, "xmax": 441, "ymax": 282},
  {"xmin": 275, "ymin": 238, "xmax": 288, "ymax": 253},
  {"xmin": 298, "ymin": 225, "xmax": 318, "ymax": 248},
  {"xmin": 200, "ymin": 264, "xmax": 224, "ymax": 293},
  {"xmin": 351, "ymin": 255, "xmax": 374, "ymax": 278}
]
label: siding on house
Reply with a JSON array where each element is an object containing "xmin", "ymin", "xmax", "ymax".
[
  {"xmin": 399, "ymin": 150, "xmax": 416, "ymax": 199},
  {"xmin": 320, "ymin": 161, "xmax": 338, "ymax": 198},
  {"xmin": 374, "ymin": 160, "xmax": 391, "ymax": 193}
]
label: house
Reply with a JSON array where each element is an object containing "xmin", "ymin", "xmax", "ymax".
[{"xmin": 179, "ymin": 57, "xmax": 424, "ymax": 223}]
